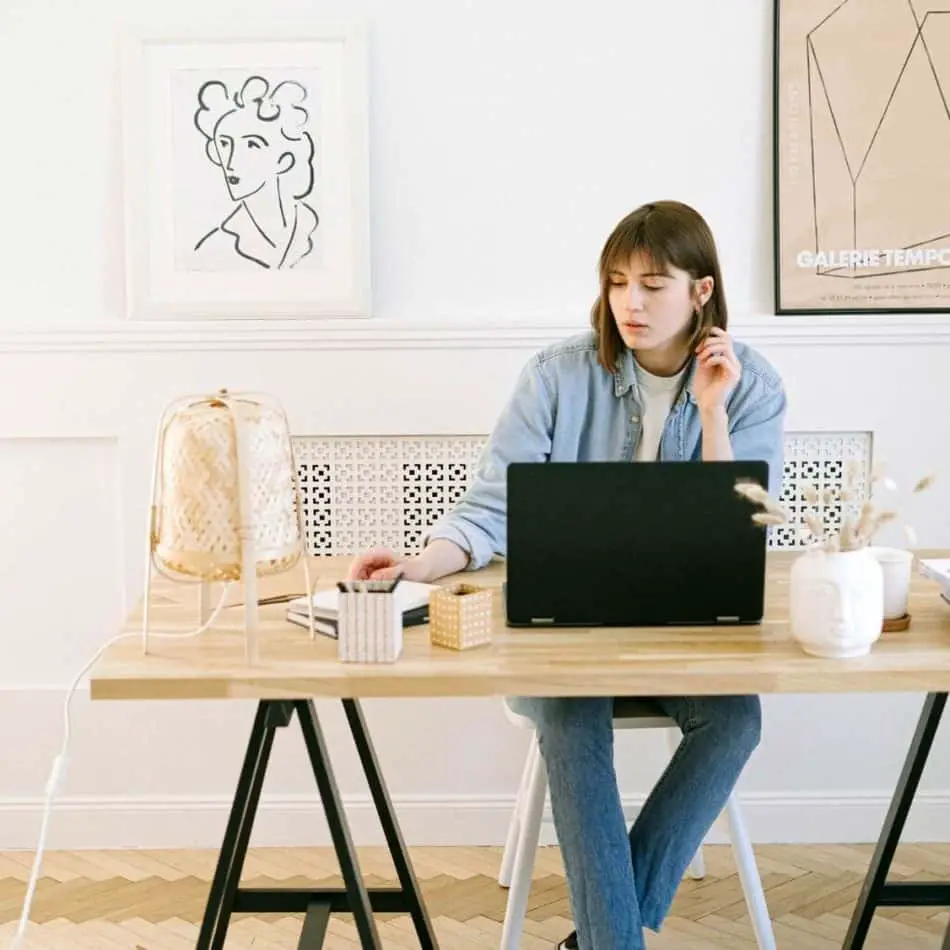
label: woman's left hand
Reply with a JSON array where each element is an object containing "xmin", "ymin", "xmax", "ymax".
[{"xmin": 692, "ymin": 327, "xmax": 741, "ymax": 414}]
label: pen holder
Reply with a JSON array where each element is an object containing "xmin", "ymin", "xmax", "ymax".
[
  {"xmin": 337, "ymin": 583, "xmax": 403, "ymax": 663},
  {"xmin": 429, "ymin": 583, "xmax": 493, "ymax": 651}
]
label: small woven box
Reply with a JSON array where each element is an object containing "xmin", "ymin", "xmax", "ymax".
[
  {"xmin": 429, "ymin": 583, "xmax": 493, "ymax": 650},
  {"xmin": 337, "ymin": 585, "xmax": 403, "ymax": 663}
]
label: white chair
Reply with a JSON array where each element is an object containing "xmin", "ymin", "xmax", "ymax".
[{"xmin": 498, "ymin": 699, "xmax": 776, "ymax": 950}]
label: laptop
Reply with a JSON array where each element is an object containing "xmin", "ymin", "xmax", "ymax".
[{"xmin": 504, "ymin": 460, "xmax": 770, "ymax": 628}]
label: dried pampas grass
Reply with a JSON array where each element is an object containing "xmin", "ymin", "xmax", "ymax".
[
  {"xmin": 735, "ymin": 480, "xmax": 786, "ymax": 518},
  {"xmin": 752, "ymin": 511, "xmax": 787, "ymax": 527},
  {"xmin": 734, "ymin": 463, "xmax": 936, "ymax": 553}
]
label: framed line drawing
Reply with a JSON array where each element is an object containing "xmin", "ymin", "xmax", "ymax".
[
  {"xmin": 121, "ymin": 26, "xmax": 371, "ymax": 319},
  {"xmin": 774, "ymin": 0, "xmax": 950, "ymax": 313}
]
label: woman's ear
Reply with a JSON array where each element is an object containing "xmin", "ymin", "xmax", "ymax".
[{"xmin": 694, "ymin": 276, "xmax": 714, "ymax": 308}]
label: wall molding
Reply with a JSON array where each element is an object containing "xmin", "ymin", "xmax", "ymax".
[
  {"xmin": 3, "ymin": 790, "xmax": 950, "ymax": 851},
  {"xmin": 1, "ymin": 313, "xmax": 949, "ymax": 354}
]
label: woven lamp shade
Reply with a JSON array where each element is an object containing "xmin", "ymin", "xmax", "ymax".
[
  {"xmin": 152, "ymin": 393, "xmax": 303, "ymax": 581},
  {"xmin": 143, "ymin": 390, "xmax": 315, "ymax": 661}
]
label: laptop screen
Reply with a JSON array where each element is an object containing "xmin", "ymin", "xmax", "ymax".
[{"xmin": 504, "ymin": 460, "xmax": 770, "ymax": 627}]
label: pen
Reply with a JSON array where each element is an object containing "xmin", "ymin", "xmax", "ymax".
[{"xmin": 389, "ymin": 572, "xmax": 404, "ymax": 594}]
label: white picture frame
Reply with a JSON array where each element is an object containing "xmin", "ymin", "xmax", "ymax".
[{"xmin": 121, "ymin": 25, "xmax": 371, "ymax": 320}]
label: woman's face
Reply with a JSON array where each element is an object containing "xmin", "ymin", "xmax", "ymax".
[
  {"xmin": 608, "ymin": 251, "xmax": 701, "ymax": 355},
  {"xmin": 213, "ymin": 109, "xmax": 292, "ymax": 201}
]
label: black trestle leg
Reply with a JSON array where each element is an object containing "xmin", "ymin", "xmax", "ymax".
[
  {"xmin": 196, "ymin": 701, "xmax": 292, "ymax": 950},
  {"xmin": 342, "ymin": 698, "xmax": 438, "ymax": 950},
  {"xmin": 195, "ymin": 699, "xmax": 440, "ymax": 949},
  {"xmin": 295, "ymin": 699, "xmax": 382, "ymax": 949},
  {"xmin": 297, "ymin": 902, "xmax": 331, "ymax": 949},
  {"xmin": 844, "ymin": 692, "xmax": 947, "ymax": 950}
]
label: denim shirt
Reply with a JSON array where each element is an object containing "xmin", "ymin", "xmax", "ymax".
[{"xmin": 425, "ymin": 330, "xmax": 787, "ymax": 570}]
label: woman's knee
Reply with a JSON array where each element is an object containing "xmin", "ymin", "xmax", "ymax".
[
  {"xmin": 691, "ymin": 695, "xmax": 761, "ymax": 757},
  {"xmin": 731, "ymin": 695, "xmax": 762, "ymax": 755}
]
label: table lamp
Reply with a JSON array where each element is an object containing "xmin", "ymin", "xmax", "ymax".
[{"xmin": 142, "ymin": 389, "xmax": 315, "ymax": 662}]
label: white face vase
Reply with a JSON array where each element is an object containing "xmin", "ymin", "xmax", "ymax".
[{"xmin": 789, "ymin": 550, "xmax": 884, "ymax": 658}]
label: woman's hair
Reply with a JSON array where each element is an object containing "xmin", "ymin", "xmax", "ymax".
[
  {"xmin": 194, "ymin": 75, "xmax": 315, "ymax": 200},
  {"xmin": 590, "ymin": 200, "xmax": 728, "ymax": 372}
]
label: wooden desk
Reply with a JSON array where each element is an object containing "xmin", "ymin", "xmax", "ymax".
[
  {"xmin": 88, "ymin": 552, "xmax": 950, "ymax": 950},
  {"xmin": 93, "ymin": 552, "xmax": 950, "ymax": 700}
]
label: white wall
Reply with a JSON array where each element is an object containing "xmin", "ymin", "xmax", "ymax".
[{"xmin": 2, "ymin": 0, "xmax": 950, "ymax": 851}]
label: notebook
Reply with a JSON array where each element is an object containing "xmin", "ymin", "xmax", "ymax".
[
  {"xmin": 919, "ymin": 558, "xmax": 950, "ymax": 606},
  {"xmin": 286, "ymin": 580, "xmax": 437, "ymax": 639},
  {"xmin": 919, "ymin": 558, "xmax": 950, "ymax": 585}
]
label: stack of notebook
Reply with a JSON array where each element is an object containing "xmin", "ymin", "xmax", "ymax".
[
  {"xmin": 919, "ymin": 558, "xmax": 950, "ymax": 606},
  {"xmin": 286, "ymin": 580, "xmax": 438, "ymax": 638}
]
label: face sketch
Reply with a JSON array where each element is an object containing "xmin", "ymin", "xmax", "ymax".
[
  {"xmin": 212, "ymin": 108, "xmax": 295, "ymax": 202},
  {"xmin": 192, "ymin": 77, "xmax": 319, "ymax": 269}
]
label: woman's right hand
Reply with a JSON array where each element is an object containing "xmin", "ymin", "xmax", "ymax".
[
  {"xmin": 346, "ymin": 538, "xmax": 470, "ymax": 584},
  {"xmin": 347, "ymin": 546, "xmax": 425, "ymax": 582}
]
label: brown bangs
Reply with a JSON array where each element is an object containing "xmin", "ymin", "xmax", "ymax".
[{"xmin": 602, "ymin": 217, "xmax": 675, "ymax": 282}]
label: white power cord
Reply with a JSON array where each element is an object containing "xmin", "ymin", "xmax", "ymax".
[{"xmin": 7, "ymin": 581, "xmax": 233, "ymax": 950}]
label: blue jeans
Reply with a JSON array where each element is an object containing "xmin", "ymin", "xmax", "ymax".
[{"xmin": 508, "ymin": 694, "xmax": 761, "ymax": 950}]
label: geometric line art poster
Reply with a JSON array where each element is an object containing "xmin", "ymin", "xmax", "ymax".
[{"xmin": 774, "ymin": 0, "xmax": 950, "ymax": 312}]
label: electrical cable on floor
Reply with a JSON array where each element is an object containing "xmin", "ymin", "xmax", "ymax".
[{"xmin": 7, "ymin": 581, "xmax": 233, "ymax": 950}]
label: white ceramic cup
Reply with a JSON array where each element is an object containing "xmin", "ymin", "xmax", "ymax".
[{"xmin": 867, "ymin": 546, "xmax": 914, "ymax": 619}]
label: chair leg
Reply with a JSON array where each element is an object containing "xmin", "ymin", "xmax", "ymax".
[
  {"xmin": 498, "ymin": 736, "xmax": 538, "ymax": 887},
  {"xmin": 687, "ymin": 841, "xmax": 707, "ymax": 880},
  {"xmin": 664, "ymin": 728, "xmax": 706, "ymax": 880},
  {"xmin": 724, "ymin": 791, "xmax": 776, "ymax": 950},
  {"xmin": 500, "ymin": 735, "xmax": 547, "ymax": 950}
]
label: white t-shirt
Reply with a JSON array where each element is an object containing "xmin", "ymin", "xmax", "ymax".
[{"xmin": 633, "ymin": 360, "xmax": 688, "ymax": 461}]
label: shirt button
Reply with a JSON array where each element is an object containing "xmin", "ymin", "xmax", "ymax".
[{"xmin": 631, "ymin": 415, "xmax": 639, "ymax": 423}]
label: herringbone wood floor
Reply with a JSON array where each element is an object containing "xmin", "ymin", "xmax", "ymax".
[{"xmin": 2, "ymin": 844, "xmax": 950, "ymax": 948}]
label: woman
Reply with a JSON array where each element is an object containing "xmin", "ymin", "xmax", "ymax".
[{"xmin": 349, "ymin": 200, "xmax": 787, "ymax": 950}]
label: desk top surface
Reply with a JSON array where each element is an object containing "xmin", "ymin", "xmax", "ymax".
[{"xmin": 87, "ymin": 551, "xmax": 950, "ymax": 701}]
